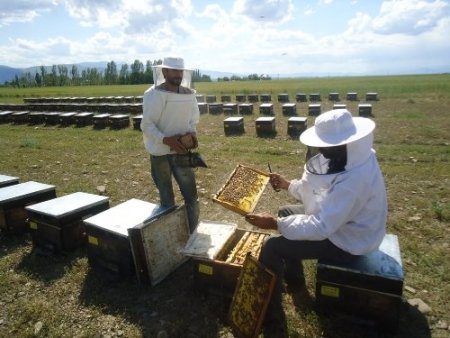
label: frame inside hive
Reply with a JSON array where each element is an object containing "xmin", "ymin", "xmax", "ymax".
[{"xmin": 213, "ymin": 164, "xmax": 269, "ymax": 215}]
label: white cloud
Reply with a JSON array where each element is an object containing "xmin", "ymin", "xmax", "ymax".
[
  {"xmin": 232, "ymin": 0, "xmax": 295, "ymax": 24},
  {"xmin": 0, "ymin": 0, "xmax": 56, "ymax": 26},
  {"xmin": 0, "ymin": 0, "xmax": 449, "ymax": 75},
  {"xmin": 372, "ymin": 0, "xmax": 450, "ymax": 35},
  {"xmin": 64, "ymin": 0, "xmax": 125, "ymax": 28}
]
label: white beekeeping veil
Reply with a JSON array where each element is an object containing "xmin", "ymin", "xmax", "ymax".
[{"xmin": 152, "ymin": 56, "xmax": 193, "ymax": 89}]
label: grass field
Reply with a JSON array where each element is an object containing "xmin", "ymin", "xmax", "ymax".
[{"xmin": 0, "ymin": 74, "xmax": 449, "ymax": 338}]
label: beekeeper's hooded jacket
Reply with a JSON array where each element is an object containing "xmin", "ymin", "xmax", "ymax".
[
  {"xmin": 277, "ymin": 133, "xmax": 387, "ymax": 255},
  {"xmin": 141, "ymin": 84, "xmax": 200, "ymax": 156}
]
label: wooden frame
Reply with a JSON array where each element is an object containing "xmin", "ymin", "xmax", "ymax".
[
  {"xmin": 229, "ymin": 254, "xmax": 276, "ymax": 338},
  {"xmin": 213, "ymin": 164, "xmax": 269, "ymax": 215}
]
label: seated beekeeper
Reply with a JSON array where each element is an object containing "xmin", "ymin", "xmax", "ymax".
[{"xmin": 245, "ymin": 108, "xmax": 388, "ymax": 325}]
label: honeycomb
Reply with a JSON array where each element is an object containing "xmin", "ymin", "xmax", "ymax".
[
  {"xmin": 214, "ymin": 165, "xmax": 269, "ymax": 215},
  {"xmin": 226, "ymin": 231, "xmax": 269, "ymax": 265}
]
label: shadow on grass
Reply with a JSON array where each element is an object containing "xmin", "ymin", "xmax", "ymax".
[
  {"xmin": 289, "ymin": 289, "xmax": 431, "ymax": 338},
  {"xmin": 78, "ymin": 260, "xmax": 231, "ymax": 337},
  {"xmin": 15, "ymin": 245, "xmax": 87, "ymax": 284},
  {"xmin": 0, "ymin": 233, "xmax": 30, "ymax": 259}
]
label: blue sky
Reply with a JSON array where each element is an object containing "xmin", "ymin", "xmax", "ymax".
[{"xmin": 0, "ymin": 0, "xmax": 449, "ymax": 76}]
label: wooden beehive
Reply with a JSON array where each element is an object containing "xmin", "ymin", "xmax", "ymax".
[
  {"xmin": 0, "ymin": 175, "xmax": 19, "ymax": 188},
  {"xmin": 27, "ymin": 112, "xmax": 44, "ymax": 125},
  {"xmin": 0, "ymin": 111, "xmax": 12, "ymax": 123},
  {"xmin": 282, "ymin": 103, "xmax": 297, "ymax": 116},
  {"xmin": 109, "ymin": 114, "xmax": 130, "ymax": 129},
  {"xmin": 247, "ymin": 94, "xmax": 259, "ymax": 103},
  {"xmin": 359, "ymin": 103, "xmax": 373, "ymax": 117},
  {"xmin": 328, "ymin": 92, "xmax": 340, "ymax": 102},
  {"xmin": 75, "ymin": 112, "xmax": 94, "ymax": 127},
  {"xmin": 206, "ymin": 95, "xmax": 216, "ymax": 103},
  {"xmin": 309, "ymin": 93, "xmax": 321, "ymax": 102},
  {"xmin": 196, "ymin": 95, "xmax": 205, "ymax": 103},
  {"xmin": 132, "ymin": 114, "xmax": 143, "ymax": 130},
  {"xmin": 287, "ymin": 116, "xmax": 307, "ymax": 138},
  {"xmin": 333, "ymin": 103, "xmax": 347, "ymax": 110},
  {"xmin": 26, "ymin": 192, "xmax": 110, "ymax": 253},
  {"xmin": 11, "ymin": 111, "xmax": 30, "ymax": 124},
  {"xmin": 213, "ymin": 164, "xmax": 269, "ymax": 215},
  {"xmin": 256, "ymin": 116, "xmax": 276, "ymax": 136},
  {"xmin": 223, "ymin": 103, "xmax": 238, "ymax": 115},
  {"xmin": 198, "ymin": 102, "xmax": 208, "ymax": 114},
  {"xmin": 221, "ymin": 95, "xmax": 231, "ymax": 102},
  {"xmin": 93, "ymin": 113, "xmax": 111, "ymax": 129},
  {"xmin": 238, "ymin": 103, "xmax": 253, "ymax": 115},
  {"xmin": 316, "ymin": 234, "xmax": 403, "ymax": 331},
  {"xmin": 84, "ymin": 200, "xmax": 189, "ymax": 283},
  {"xmin": 44, "ymin": 112, "xmax": 61, "ymax": 125},
  {"xmin": 346, "ymin": 92, "xmax": 358, "ymax": 101},
  {"xmin": 59, "ymin": 112, "xmax": 77, "ymax": 126},
  {"xmin": 0, "ymin": 181, "xmax": 56, "ymax": 235},
  {"xmin": 224, "ymin": 116, "xmax": 244, "ymax": 135},
  {"xmin": 208, "ymin": 103, "xmax": 223, "ymax": 114},
  {"xmin": 182, "ymin": 221, "xmax": 272, "ymax": 296},
  {"xmin": 296, "ymin": 93, "xmax": 307, "ymax": 102},
  {"xmin": 260, "ymin": 94, "xmax": 271, "ymax": 102},
  {"xmin": 236, "ymin": 94, "xmax": 246, "ymax": 102},
  {"xmin": 308, "ymin": 103, "xmax": 321, "ymax": 116},
  {"xmin": 277, "ymin": 93, "xmax": 289, "ymax": 103},
  {"xmin": 366, "ymin": 92, "xmax": 379, "ymax": 101},
  {"xmin": 259, "ymin": 103, "xmax": 274, "ymax": 116}
]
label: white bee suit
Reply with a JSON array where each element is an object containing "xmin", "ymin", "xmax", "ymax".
[
  {"xmin": 141, "ymin": 86, "xmax": 200, "ymax": 156},
  {"xmin": 278, "ymin": 133, "xmax": 388, "ymax": 255}
]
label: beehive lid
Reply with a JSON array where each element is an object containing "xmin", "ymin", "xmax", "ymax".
[
  {"xmin": 224, "ymin": 116, "xmax": 243, "ymax": 122},
  {"xmin": 0, "ymin": 175, "xmax": 19, "ymax": 186},
  {"xmin": 182, "ymin": 221, "xmax": 237, "ymax": 259},
  {"xmin": 256, "ymin": 117, "xmax": 275, "ymax": 122},
  {"xmin": 83, "ymin": 199, "xmax": 168, "ymax": 236},
  {"xmin": 0, "ymin": 181, "xmax": 55, "ymax": 206},
  {"xmin": 25, "ymin": 192, "xmax": 109, "ymax": 218},
  {"xmin": 288, "ymin": 116, "xmax": 307, "ymax": 122},
  {"xmin": 213, "ymin": 164, "xmax": 269, "ymax": 215}
]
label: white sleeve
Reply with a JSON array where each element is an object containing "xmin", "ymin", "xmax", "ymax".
[
  {"xmin": 141, "ymin": 90, "xmax": 165, "ymax": 143},
  {"xmin": 287, "ymin": 178, "xmax": 304, "ymax": 201},
  {"xmin": 189, "ymin": 96, "xmax": 200, "ymax": 132},
  {"xmin": 277, "ymin": 182, "xmax": 359, "ymax": 240}
]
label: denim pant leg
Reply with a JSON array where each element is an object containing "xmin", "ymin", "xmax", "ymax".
[
  {"xmin": 278, "ymin": 204, "xmax": 305, "ymax": 277},
  {"xmin": 150, "ymin": 155, "xmax": 175, "ymax": 207},
  {"xmin": 168, "ymin": 155, "xmax": 199, "ymax": 233}
]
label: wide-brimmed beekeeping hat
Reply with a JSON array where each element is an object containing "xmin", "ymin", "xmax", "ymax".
[
  {"xmin": 154, "ymin": 57, "xmax": 191, "ymax": 71},
  {"xmin": 153, "ymin": 56, "xmax": 193, "ymax": 88},
  {"xmin": 300, "ymin": 109, "xmax": 375, "ymax": 147}
]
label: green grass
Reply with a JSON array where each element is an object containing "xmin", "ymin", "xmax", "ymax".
[{"xmin": 0, "ymin": 74, "xmax": 449, "ymax": 337}]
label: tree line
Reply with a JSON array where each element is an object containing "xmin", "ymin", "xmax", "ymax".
[{"xmin": 3, "ymin": 59, "xmax": 212, "ymax": 88}]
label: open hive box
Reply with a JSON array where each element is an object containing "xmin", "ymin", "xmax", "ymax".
[
  {"xmin": 182, "ymin": 221, "xmax": 271, "ymax": 296},
  {"xmin": 213, "ymin": 164, "xmax": 269, "ymax": 215}
]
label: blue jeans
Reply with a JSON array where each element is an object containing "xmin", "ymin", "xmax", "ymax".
[{"xmin": 150, "ymin": 154, "xmax": 199, "ymax": 232}]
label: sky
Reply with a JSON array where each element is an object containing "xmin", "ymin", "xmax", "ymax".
[{"xmin": 0, "ymin": 0, "xmax": 449, "ymax": 76}]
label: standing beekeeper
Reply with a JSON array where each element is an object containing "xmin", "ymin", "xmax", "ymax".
[
  {"xmin": 245, "ymin": 109, "xmax": 388, "ymax": 330},
  {"xmin": 141, "ymin": 56, "xmax": 200, "ymax": 232}
]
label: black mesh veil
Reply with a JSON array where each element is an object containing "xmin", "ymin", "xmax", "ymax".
[{"xmin": 306, "ymin": 145, "xmax": 347, "ymax": 175}]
